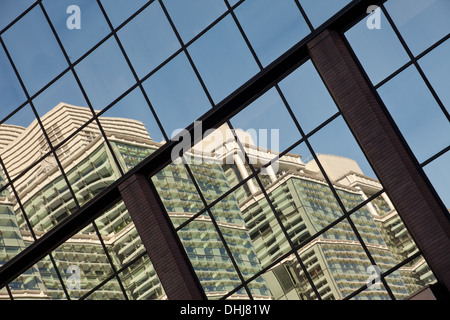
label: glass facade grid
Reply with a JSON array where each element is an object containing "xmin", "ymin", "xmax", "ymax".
[
  {"xmin": 0, "ymin": 0, "xmax": 447, "ymax": 301},
  {"xmin": 345, "ymin": 0, "xmax": 450, "ymax": 210}
]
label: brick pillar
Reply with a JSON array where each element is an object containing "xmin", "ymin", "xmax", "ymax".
[
  {"xmin": 307, "ymin": 29, "xmax": 450, "ymax": 293},
  {"xmin": 119, "ymin": 173, "xmax": 206, "ymax": 300}
]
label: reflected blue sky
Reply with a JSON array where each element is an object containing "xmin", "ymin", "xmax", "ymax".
[
  {"xmin": 299, "ymin": 0, "xmax": 352, "ymax": 28},
  {"xmin": 2, "ymin": 5, "xmax": 68, "ymax": 96},
  {"xmin": 234, "ymin": 0, "xmax": 309, "ymax": 67},
  {"xmin": 345, "ymin": 1, "xmax": 450, "ymax": 207},
  {"xmin": 345, "ymin": 10, "xmax": 409, "ymax": 86},
  {"xmin": 117, "ymin": 1, "xmax": 180, "ymax": 79},
  {"xmin": 163, "ymin": 0, "xmax": 227, "ymax": 44},
  {"xmin": 377, "ymin": 66, "xmax": 450, "ymax": 164},
  {"xmin": 385, "ymin": 0, "xmax": 450, "ymax": 55},
  {"xmin": 43, "ymin": 0, "xmax": 110, "ymax": 63},
  {"xmin": 0, "ymin": 0, "xmax": 448, "ymax": 207}
]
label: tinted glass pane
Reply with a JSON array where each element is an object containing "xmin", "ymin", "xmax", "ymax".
[
  {"xmin": 178, "ymin": 218, "xmax": 243, "ymax": 299},
  {"xmin": 75, "ymin": 37, "xmax": 135, "ymax": 109},
  {"xmin": 1, "ymin": 104, "xmax": 50, "ymax": 182},
  {"xmin": 53, "ymin": 224, "xmax": 115, "ymax": 299},
  {"xmin": 117, "ymin": 1, "xmax": 180, "ymax": 79},
  {"xmin": 42, "ymin": 0, "xmax": 110, "ymax": 62},
  {"xmin": 162, "ymin": 0, "xmax": 227, "ymax": 43},
  {"xmin": 299, "ymin": 0, "xmax": 352, "ymax": 28},
  {"xmin": 231, "ymin": 87, "xmax": 301, "ymax": 153},
  {"xmin": 377, "ymin": 65, "xmax": 450, "ymax": 163},
  {"xmin": 143, "ymin": 52, "xmax": 210, "ymax": 138},
  {"xmin": 0, "ymin": 0, "xmax": 35, "ymax": 31},
  {"xmin": 235, "ymin": 0, "xmax": 309, "ymax": 66},
  {"xmin": 278, "ymin": 60, "xmax": 339, "ymax": 135},
  {"xmin": 423, "ymin": 151, "xmax": 450, "ymax": 210},
  {"xmin": 188, "ymin": 15, "xmax": 259, "ymax": 103},
  {"xmin": 345, "ymin": 9, "xmax": 409, "ymax": 85},
  {"xmin": 99, "ymin": 88, "xmax": 164, "ymax": 172},
  {"xmin": 0, "ymin": 45, "xmax": 26, "ymax": 121},
  {"xmin": 99, "ymin": 0, "xmax": 148, "ymax": 28},
  {"xmin": 307, "ymin": 116, "xmax": 377, "ymax": 212},
  {"xmin": 32, "ymin": 72, "xmax": 90, "ymax": 144},
  {"xmin": 385, "ymin": 0, "xmax": 450, "ymax": 55},
  {"xmin": 2, "ymin": 6, "xmax": 68, "ymax": 96},
  {"xmin": 419, "ymin": 39, "xmax": 450, "ymax": 115},
  {"xmin": 119, "ymin": 254, "xmax": 166, "ymax": 300}
]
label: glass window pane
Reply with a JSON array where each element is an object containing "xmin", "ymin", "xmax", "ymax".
[
  {"xmin": 209, "ymin": 185, "xmax": 269, "ymax": 287},
  {"xmin": 423, "ymin": 150, "xmax": 450, "ymax": 210},
  {"xmin": 117, "ymin": 1, "xmax": 180, "ymax": 79},
  {"xmin": 1, "ymin": 105, "xmax": 51, "ymax": 183},
  {"xmin": 9, "ymin": 259, "xmax": 53, "ymax": 299},
  {"xmin": 345, "ymin": 10, "xmax": 410, "ymax": 86},
  {"xmin": 186, "ymin": 124, "xmax": 256, "ymax": 205},
  {"xmin": 162, "ymin": 0, "xmax": 227, "ymax": 43},
  {"xmin": 278, "ymin": 60, "xmax": 339, "ymax": 135},
  {"xmin": 419, "ymin": 39, "xmax": 450, "ymax": 116},
  {"xmin": 15, "ymin": 153, "xmax": 77, "ymax": 234},
  {"xmin": 377, "ymin": 65, "xmax": 450, "ymax": 164},
  {"xmin": 188, "ymin": 15, "xmax": 259, "ymax": 104},
  {"xmin": 99, "ymin": 0, "xmax": 148, "ymax": 28},
  {"xmin": 32, "ymin": 73, "xmax": 91, "ymax": 145},
  {"xmin": 319, "ymin": 220, "xmax": 382, "ymax": 300},
  {"xmin": 59, "ymin": 130, "xmax": 119, "ymax": 208},
  {"xmin": 299, "ymin": 0, "xmax": 352, "ymax": 28},
  {"xmin": 151, "ymin": 161, "xmax": 205, "ymax": 228},
  {"xmin": 0, "ymin": 0, "xmax": 35, "ymax": 31},
  {"xmin": 234, "ymin": 0, "xmax": 309, "ymax": 66},
  {"xmin": 143, "ymin": 52, "xmax": 210, "ymax": 137},
  {"xmin": 84, "ymin": 277, "xmax": 126, "ymax": 300},
  {"xmin": 306, "ymin": 116, "xmax": 378, "ymax": 212},
  {"xmin": 53, "ymin": 223, "xmax": 115, "ymax": 299},
  {"xmin": 75, "ymin": 37, "xmax": 135, "ymax": 109},
  {"xmin": 0, "ymin": 186, "xmax": 33, "ymax": 264},
  {"xmin": 2, "ymin": 6, "xmax": 68, "ymax": 96},
  {"xmin": 42, "ymin": 0, "xmax": 110, "ymax": 63},
  {"xmin": 385, "ymin": 0, "xmax": 450, "ymax": 55},
  {"xmin": 0, "ymin": 45, "xmax": 26, "ymax": 121},
  {"xmin": 231, "ymin": 87, "xmax": 301, "ymax": 153},
  {"xmin": 119, "ymin": 254, "xmax": 166, "ymax": 300},
  {"xmin": 178, "ymin": 218, "xmax": 243, "ymax": 299}
]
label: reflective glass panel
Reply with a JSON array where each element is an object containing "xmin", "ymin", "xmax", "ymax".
[
  {"xmin": 162, "ymin": 0, "xmax": 227, "ymax": 43},
  {"xmin": 345, "ymin": 9, "xmax": 409, "ymax": 85},
  {"xmin": 99, "ymin": 0, "xmax": 148, "ymax": 28},
  {"xmin": 278, "ymin": 60, "xmax": 339, "ymax": 135},
  {"xmin": 299, "ymin": 0, "xmax": 352, "ymax": 28},
  {"xmin": 143, "ymin": 52, "xmax": 211, "ymax": 138},
  {"xmin": 234, "ymin": 0, "xmax": 309, "ymax": 66},
  {"xmin": 419, "ymin": 39, "xmax": 450, "ymax": 115},
  {"xmin": 2, "ymin": 6, "xmax": 68, "ymax": 96},
  {"xmin": 385, "ymin": 0, "xmax": 450, "ymax": 55},
  {"xmin": 0, "ymin": 45, "xmax": 26, "ymax": 121},
  {"xmin": 423, "ymin": 150, "xmax": 450, "ymax": 210},
  {"xmin": 377, "ymin": 65, "xmax": 450, "ymax": 164},
  {"xmin": 42, "ymin": 0, "xmax": 110, "ymax": 62},
  {"xmin": 0, "ymin": 0, "xmax": 36, "ymax": 31},
  {"xmin": 75, "ymin": 37, "xmax": 135, "ymax": 109},
  {"xmin": 188, "ymin": 15, "xmax": 259, "ymax": 103},
  {"xmin": 117, "ymin": 1, "xmax": 180, "ymax": 79}
]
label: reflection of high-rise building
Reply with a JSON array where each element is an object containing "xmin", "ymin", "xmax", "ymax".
[
  {"xmin": 0, "ymin": 103, "xmax": 436, "ymax": 300},
  {"xmin": 0, "ymin": 103, "xmax": 271, "ymax": 300},
  {"xmin": 193, "ymin": 126, "xmax": 435, "ymax": 300}
]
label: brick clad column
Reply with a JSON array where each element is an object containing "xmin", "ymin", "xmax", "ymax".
[
  {"xmin": 307, "ymin": 29, "xmax": 450, "ymax": 294},
  {"xmin": 119, "ymin": 173, "xmax": 206, "ymax": 300}
]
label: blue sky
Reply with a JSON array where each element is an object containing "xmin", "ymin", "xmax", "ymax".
[
  {"xmin": 345, "ymin": 0, "xmax": 450, "ymax": 208},
  {"xmin": 0, "ymin": 0, "xmax": 448, "ymax": 208}
]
